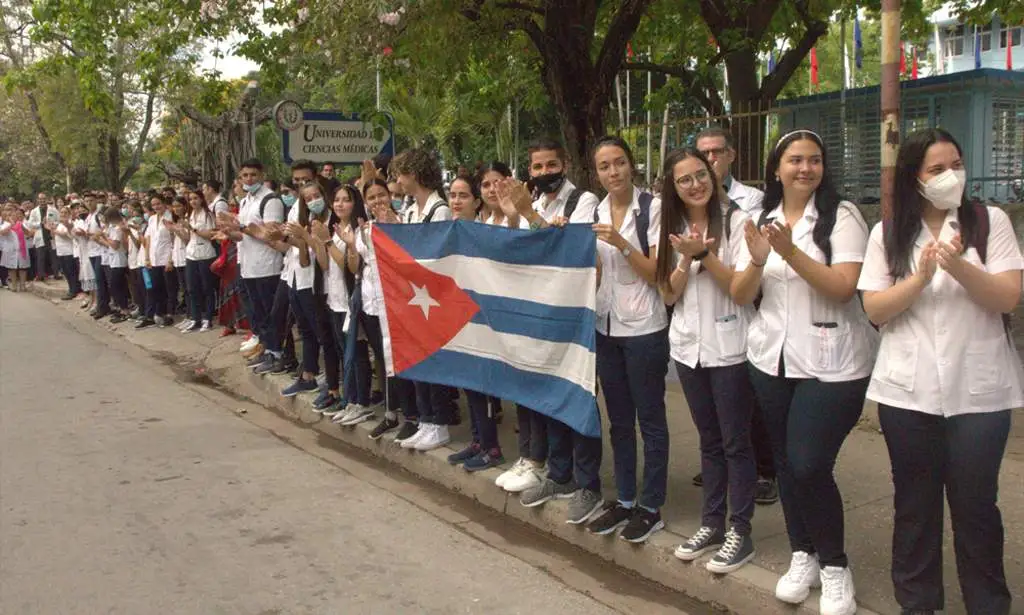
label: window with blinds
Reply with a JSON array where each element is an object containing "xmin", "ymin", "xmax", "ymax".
[{"xmin": 991, "ymin": 98, "xmax": 1024, "ymax": 201}]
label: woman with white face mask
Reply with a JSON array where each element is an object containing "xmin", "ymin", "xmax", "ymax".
[{"xmin": 858, "ymin": 128, "xmax": 1023, "ymax": 615}]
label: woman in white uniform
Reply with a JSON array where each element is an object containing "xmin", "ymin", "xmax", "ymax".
[
  {"xmin": 731, "ymin": 130, "xmax": 878, "ymax": 615},
  {"xmin": 858, "ymin": 128, "xmax": 1022, "ymax": 615}
]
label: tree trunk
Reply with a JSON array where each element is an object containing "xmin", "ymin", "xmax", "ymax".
[{"xmin": 724, "ymin": 50, "xmax": 770, "ymax": 186}]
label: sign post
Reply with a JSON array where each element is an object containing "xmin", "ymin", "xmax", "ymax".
[{"xmin": 279, "ymin": 108, "xmax": 395, "ymax": 166}]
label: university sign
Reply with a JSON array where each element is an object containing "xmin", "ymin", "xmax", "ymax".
[{"xmin": 280, "ymin": 109, "xmax": 395, "ymax": 166}]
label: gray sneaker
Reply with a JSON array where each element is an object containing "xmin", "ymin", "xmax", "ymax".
[
  {"xmin": 705, "ymin": 528, "xmax": 755, "ymax": 574},
  {"xmin": 340, "ymin": 404, "xmax": 375, "ymax": 426},
  {"xmin": 674, "ymin": 526, "xmax": 725, "ymax": 561},
  {"xmin": 566, "ymin": 489, "xmax": 604, "ymax": 525},
  {"xmin": 520, "ymin": 477, "xmax": 577, "ymax": 508}
]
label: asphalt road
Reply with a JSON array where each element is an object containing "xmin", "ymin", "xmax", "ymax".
[{"xmin": 0, "ymin": 290, "xmax": 703, "ymax": 615}]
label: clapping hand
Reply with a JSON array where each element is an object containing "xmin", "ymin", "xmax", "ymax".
[
  {"xmin": 669, "ymin": 230, "xmax": 714, "ymax": 257},
  {"xmin": 496, "ymin": 179, "xmax": 534, "ymax": 219},
  {"xmin": 743, "ymin": 219, "xmax": 771, "ymax": 265},
  {"xmin": 764, "ymin": 220, "xmax": 795, "ymax": 257},
  {"xmin": 934, "ymin": 233, "xmax": 965, "ymax": 276},
  {"xmin": 916, "ymin": 240, "xmax": 939, "ymax": 283},
  {"xmin": 310, "ymin": 219, "xmax": 331, "ymax": 242}
]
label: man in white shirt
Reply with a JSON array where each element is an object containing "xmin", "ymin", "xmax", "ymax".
[
  {"xmin": 692, "ymin": 127, "xmax": 777, "ymax": 505},
  {"xmin": 230, "ymin": 159, "xmax": 286, "ymax": 370},
  {"xmin": 695, "ymin": 127, "xmax": 765, "ymax": 215},
  {"xmin": 527, "ymin": 138, "xmax": 599, "ymax": 225},
  {"xmin": 26, "ymin": 193, "xmax": 59, "ymax": 280},
  {"xmin": 203, "ymin": 179, "xmax": 230, "ymax": 217}
]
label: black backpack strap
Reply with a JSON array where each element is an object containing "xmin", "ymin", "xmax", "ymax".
[
  {"xmin": 258, "ymin": 192, "xmax": 280, "ymax": 221},
  {"xmin": 635, "ymin": 192, "xmax": 653, "ymax": 258},
  {"xmin": 724, "ymin": 200, "xmax": 740, "ymax": 242},
  {"xmin": 423, "ymin": 200, "xmax": 447, "ymax": 223},
  {"xmin": 973, "ymin": 202, "xmax": 990, "ymax": 264},
  {"xmin": 562, "ymin": 188, "xmax": 585, "ymax": 220}
]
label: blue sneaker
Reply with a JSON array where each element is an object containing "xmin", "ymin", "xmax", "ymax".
[
  {"xmin": 464, "ymin": 450, "xmax": 505, "ymax": 472},
  {"xmin": 447, "ymin": 444, "xmax": 480, "ymax": 465},
  {"xmin": 312, "ymin": 388, "xmax": 337, "ymax": 410},
  {"xmin": 281, "ymin": 378, "xmax": 318, "ymax": 398}
]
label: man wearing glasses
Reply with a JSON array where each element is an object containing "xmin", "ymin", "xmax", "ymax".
[{"xmin": 695, "ymin": 127, "xmax": 764, "ymax": 215}]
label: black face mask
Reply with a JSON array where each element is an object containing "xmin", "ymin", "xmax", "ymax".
[{"xmin": 532, "ymin": 171, "xmax": 566, "ymax": 195}]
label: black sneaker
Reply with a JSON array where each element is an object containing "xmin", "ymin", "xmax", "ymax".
[
  {"xmin": 692, "ymin": 472, "xmax": 703, "ymax": 487},
  {"xmin": 110, "ymin": 313, "xmax": 128, "ymax": 324},
  {"xmin": 253, "ymin": 356, "xmax": 278, "ymax": 375},
  {"xmin": 271, "ymin": 357, "xmax": 298, "ymax": 375},
  {"xmin": 674, "ymin": 526, "xmax": 725, "ymax": 561},
  {"xmin": 247, "ymin": 353, "xmax": 268, "ymax": 369},
  {"xmin": 135, "ymin": 318, "xmax": 155, "ymax": 329},
  {"xmin": 392, "ymin": 421, "xmax": 418, "ymax": 443},
  {"xmin": 92, "ymin": 310, "xmax": 111, "ymax": 320},
  {"xmin": 705, "ymin": 528, "xmax": 755, "ymax": 574},
  {"xmin": 447, "ymin": 444, "xmax": 480, "ymax": 465},
  {"xmin": 620, "ymin": 508, "xmax": 665, "ymax": 543},
  {"xmin": 369, "ymin": 416, "xmax": 400, "ymax": 440},
  {"xmin": 369, "ymin": 389, "xmax": 384, "ymax": 405},
  {"xmin": 755, "ymin": 477, "xmax": 779, "ymax": 505},
  {"xmin": 587, "ymin": 502, "xmax": 633, "ymax": 535}
]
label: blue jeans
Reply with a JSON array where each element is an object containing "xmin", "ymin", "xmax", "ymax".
[
  {"xmin": 748, "ymin": 362, "xmax": 867, "ymax": 568},
  {"xmin": 243, "ymin": 276, "xmax": 279, "ymax": 353},
  {"xmin": 597, "ymin": 328, "xmax": 670, "ymax": 510},
  {"xmin": 547, "ymin": 417, "xmax": 602, "ymax": 493},
  {"xmin": 185, "ymin": 258, "xmax": 217, "ymax": 322},
  {"xmin": 145, "ymin": 266, "xmax": 167, "ymax": 318},
  {"xmin": 676, "ymin": 361, "xmax": 756, "ymax": 535},
  {"xmin": 516, "ymin": 405, "xmax": 548, "ymax": 463},
  {"xmin": 90, "ymin": 255, "xmax": 109, "ymax": 312},
  {"xmin": 466, "ymin": 388, "xmax": 500, "ymax": 452},
  {"xmin": 359, "ymin": 311, "xmax": 416, "ymax": 418},
  {"xmin": 880, "ymin": 406, "xmax": 1012, "ymax": 614}
]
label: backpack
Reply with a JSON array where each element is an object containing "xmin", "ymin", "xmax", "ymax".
[
  {"xmin": 561, "ymin": 188, "xmax": 586, "ymax": 221},
  {"xmin": 883, "ymin": 202, "xmax": 1012, "ymax": 336},
  {"xmin": 257, "ymin": 192, "xmax": 281, "ymax": 221},
  {"xmin": 422, "ymin": 199, "xmax": 448, "ymax": 223},
  {"xmin": 594, "ymin": 191, "xmax": 655, "ymax": 257}
]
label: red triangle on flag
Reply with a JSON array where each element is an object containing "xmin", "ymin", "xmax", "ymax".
[{"xmin": 371, "ymin": 226, "xmax": 480, "ymax": 373}]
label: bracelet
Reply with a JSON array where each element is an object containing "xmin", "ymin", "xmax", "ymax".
[
  {"xmin": 752, "ymin": 259, "xmax": 767, "ymax": 267},
  {"xmin": 783, "ymin": 245, "xmax": 798, "ymax": 261},
  {"xmin": 693, "ymin": 248, "xmax": 710, "ymax": 261}
]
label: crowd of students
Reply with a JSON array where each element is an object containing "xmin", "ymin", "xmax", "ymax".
[{"xmin": 5, "ymin": 125, "xmax": 1019, "ymax": 615}]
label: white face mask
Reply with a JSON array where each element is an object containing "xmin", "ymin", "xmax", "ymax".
[{"xmin": 918, "ymin": 168, "xmax": 966, "ymax": 211}]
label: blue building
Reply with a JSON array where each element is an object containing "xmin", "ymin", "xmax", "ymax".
[{"xmin": 928, "ymin": 6, "xmax": 1022, "ymax": 75}]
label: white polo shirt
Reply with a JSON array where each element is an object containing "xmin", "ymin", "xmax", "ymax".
[
  {"xmin": 857, "ymin": 207, "xmax": 1024, "ymax": 416},
  {"xmin": 594, "ymin": 187, "xmax": 667, "ymax": 337},
  {"xmin": 736, "ymin": 196, "xmax": 879, "ymax": 381},
  {"xmin": 670, "ymin": 206, "xmax": 755, "ymax": 368},
  {"xmin": 355, "ymin": 227, "xmax": 383, "ymax": 317},
  {"xmin": 237, "ymin": 186, "xmax": 285, "ymax": 279},
  {"xmin": 86, "ymin": 211, "xmax": 105, "ymax": 258},
  {"xmin": 283, "ymin": 203, "xmax": 315, "ymax": 291},
  {"xmin": 326, "ymin": 230, "xmax": 351, "ymax": 313},
  {"xmin": 106, "ymin": 226, "xmax": 128, "ymax": 268},
  {"xmin": 403, "ymin": 191, "xmax": 451, "ymax": 223},
  {"xmin": 172, "ymin": 233, "xmax": 186, "ymax": 267},
  {"xmin": 54, "ymin": 223, "xmax": 74, "ymax": 257},
  {"xmin": 485, "ymin": 213, "xmax": 531, "ymax": 229},
  {"xmin": 144, "ymin": 211, "xmax": 173, "ymax": 267},
  {"xmin": 532, "ymin": 180, "xmax": 599, "ymax": 224},
  {"xmin": 185, "ymin": 211, "xmax": 217, "ymax": 261},
  {"xmin": 725, "ymin": 177, "xmax": 765, "ymax": 215},
  {"xmin": 210, "ymin": 196, "xmax": 230, "ymax": 217}
]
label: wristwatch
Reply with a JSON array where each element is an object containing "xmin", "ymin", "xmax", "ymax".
[
  {"xmin": 620, "ymin": 245, "xmax": 632, "ymax": 258},
  {"xmin": 693, "ymin": 248, "xmax": 710, "ymax": 261}
]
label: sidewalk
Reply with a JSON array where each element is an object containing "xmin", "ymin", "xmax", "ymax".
[{"xmin": 29, "ymin": 281, "xmax": 1024, "ymax": 615}]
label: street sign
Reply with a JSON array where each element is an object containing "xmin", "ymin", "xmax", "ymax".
[{"xmin": 281, "ymin": 111, "xmax": 395, "ymax": 166}]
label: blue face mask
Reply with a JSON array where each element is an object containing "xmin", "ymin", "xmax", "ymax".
[
  {"xmin": 307, "ymin": 198, "xmax": 326, "ymax": 215},
  {"xmin": 121, "ymin": 207, "xmax": 130, "ymax": 217},
  {"xmin": 143, "ymin": 212, "xmax": 151, "ymax": 222},
  {"xmin": 391, "ymin": 198, "xmax": 403, "ymax": 211},
  {"xmin": 243, "ymin": 182, "xmax": 261, "ymax": 193},
  {"xmin": 282, "ymin": 194, "xmax": 297, "ymax": 208}
]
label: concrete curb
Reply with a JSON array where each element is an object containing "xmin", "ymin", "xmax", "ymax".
[{"xmin": 30, "ymin": 283, "xmax": 879, "ymax": 615}]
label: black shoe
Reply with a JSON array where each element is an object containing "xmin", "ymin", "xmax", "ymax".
[
  {"xmin": 60, "ymin": 293, "xmax": 75, "ymax": 301},
  {"xmin": 755, "ymin": 477, "xmax": 779, "ymax": 505},
  {"xmin": 247, "ymin": 353, "xmax": 267, "ymax": 369},
  {"xmin": 369, "ymin": 389, "xmax": 384, "ymax": 405},
  {"xmin": 692, "ymin": 472, "xmax": 703, "ymax": 487},
  {"xmin": 92, "ymin": 310, "xmax": 111, "ymax": 320},
  {"xmin": 620, "ymin": 508, "xmax": 665, "ymax": 543},
  {"xmin": 271, "ymin": 358, "xmax": 298, "ymax": 375},
  {"xmin": 392, "ymin": 421, "xmax": 419, "ymax": 443},
  {"xmin": 253, "ymin": 356, "xmax": 277, "ymax": 375},
  {"xmin": 447, "ymin": 444, "xmax": 480, "ymax": 465},
  {"xmin": 135, "ymin": 318, "xmax": 155, "ymax": 329},
  {"xmin": 587, "ymin": 502, "xmax": 633, "ymax": 536},
  {"xmin": 369, "ymin": 416, "xmax": 400, "ymax": 440},
  {"xmin": 110, "ymin": 313, "xmax": 128, "ymax": 324}
]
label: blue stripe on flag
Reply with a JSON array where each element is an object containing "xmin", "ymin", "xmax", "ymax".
[
  {"xmin": 466, "ymin": 290, "xmax": 595, "ymax": 348},
  {"xmin": 399, "ymin": 349, "xmax": 600, "ymax": 438},
  {"xmin": 378, "ymin": 219, "xmax": 595, "ymax": 269}
]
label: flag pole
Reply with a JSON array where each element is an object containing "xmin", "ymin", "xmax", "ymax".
[{"xmin": 881, "ymin": 0, "xmax": 901, "ymax": 223}]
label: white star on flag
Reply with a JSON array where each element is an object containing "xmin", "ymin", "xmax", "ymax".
[{"xmin": 408, "ymin": 282, "xmax": 441, "ymax": 319}]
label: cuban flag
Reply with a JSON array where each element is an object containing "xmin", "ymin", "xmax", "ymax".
[{"xmin": 370, "ymin": 220, "xmax": 600, "ymax": 437}]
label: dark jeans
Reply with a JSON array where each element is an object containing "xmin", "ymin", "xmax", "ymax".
[
  {"xmin": 516, "ymin": 405, "xmax": 548, "ymax": 463},
  {"xmin": 748, "ymin": 362, "xmax": 867, "ymax": 568},
  {"xmin": 677, "ymin": 361, "xmax": 756, "ymax": 535},
  {"xmin": 35, "ymin": 245, "xmax": 55, "ymax": 279},
  {"xmin": 331, "ymin": 310, "xmax": 366, "ymax": 405},
  {"xmin": 128, "ymin": 268, "xmax": 145, "ymax": 310},
  {"xmin": 271, "ymin": 279, "xmax": 295, "ymax": 358},
  {"xmin": 547, "ymin": 416, "xmax": 602, "ymax": 493},
  {"xmin": 414, "ymin": 381, "xmax": 456, "ymax": 425},
  {"xmin": 186, "ymin": 258, "xmax": 217, "ymax": 322},
  {"xmin": 27, "ymin": 247, "xmax": 36, "ymax": 279},
  {"xmin": 90, "ymin": 256, "xmax": 109, "ymax": 312},
  {"xmin": 880, "ymin": 406, "xmax": 1012, "ymax": 614},
  {"xmin": 59, "ymin": 255, "xmax": 80, "ymax": 295},
  {"xmin": 164, "ymin": 267, "xmax": 180, "ymax": 316},
  {"xmin": 752, "ymin": 398, "xmax": 776, "ymax": 479},
  {"xmin": 360, "ymin": 312, "xmax": 415, "ymax": 418},
  {"xmin": 108, "ymin": 266, "xmax": 129, "ymax": 311},
  {"xmin": 243, "ymin": 276, "xmax": 280, "ymax": 353},
  {"xmin": 597, "ymin": 329, "xmax": 670, "ymax": 510},
  {"xmin": 145, "ymin": 266, "xmax": 168, "ymax": 318},
  {"xmin": 466, "ymin": 388, "xmax": 500, "ymax": 451},
  {"xmin": 289, "ymin": 287, "xmax": 339, "ymax": 390}
]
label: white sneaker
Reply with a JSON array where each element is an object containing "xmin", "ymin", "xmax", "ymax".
[
  {"xmin": 330, "ymin": 403, "xmax": 359, "ymax": 424},
  {"xmin": 199, "ymin": 320, "xmax": 212, "ymax": 332},
  {"xmin": 178, "ymin": 319, "xmax": 195, "ymax": 331},
  {"xmin": 775, "ymin": 551, "xmax": 821, "ymax": 604},
  {"xmin": 414, "ymin": 424, "xmax": 450, "ymax": 451},
  {"xmin": 819, "ymin": 566, "xmax": 857, "ymax": 615},
  {"xmin": 240, "ymin": 336, "xmax": 259, "ymax": 352},
  {"xmin": 495, "ymin": 458, "xmax": 528, "ymax": 489},
  {"xmin": 400, "ymin": 424, "xmax": 432, "ymax": 449},
  {"xmin": 502, "ymin": 460, "xmax": 543, "ymax": 493}
]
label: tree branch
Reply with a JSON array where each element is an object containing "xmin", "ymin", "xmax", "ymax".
[
  {"xmin": 595, "ymin": 0, "xmax": 655, "ymax": 89},
  {"xmin": 119, "ymin": 89, "xmax": 156, "ymax": 188},
  {"xmin": 758, "ymin": 9, "xmax": 827, "ymax": 100},
  {"xmin": 494, "ymin": 1, "xmax": 543, "ymax": 14},
  {"xmin": 179, "ymin": 104, "xmax": 223, "ymax": 131},
  {"xmin": 625, "ymin": 61, "xmax": 726, "ymax": 116}
]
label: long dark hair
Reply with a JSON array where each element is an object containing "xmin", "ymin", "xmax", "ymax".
[
  {"xmin": 763, "ymin": 130, "xmax": 842, "ymax": 263},
  {"xmin": 170, "ymin": 195, "xmax": 189, "ymax": 223},
  {"xmin": 591, "ymin": 135, "xmax": 637, "ymax": 196},
  {"xmin": 298, "ymin": 176, "xmax": 335, "ymax": 228},
  {"xmin": 336, "ymin": 183, "xmax": 368, "ymax": 233},
  {"xmin": 187, "ymin": 189, "xmax": 213, "ymax": 225},
  {"xmin": 656, "ymin": 148, "xmax": 723, "ymax": 284},
  {"xmin": 887, "ymin": 128, "xmax": 978, "ymax": 279}
]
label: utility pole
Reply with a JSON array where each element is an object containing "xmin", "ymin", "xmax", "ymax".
[{"xmin": 880, "ymin": 0, "xmax": 901, "ymax": 222}]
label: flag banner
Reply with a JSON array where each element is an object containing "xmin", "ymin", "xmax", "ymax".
[
  {"xmin": 371, "ymin": 220, "xmax": 600, "ymax": 437},
  {"xmin": 900, "ymin": 42, "xmax": 907, "ymax": 75},
  {"xmin": 810, "ymin": 47, "xmax": 819, "ymax": 86},
  {"xmin": 1008, "ymin": 34, "xmax": 1014, "ymax": 70},
  {"xmin": 854, "ymin": 17, "xmax": 863, "ymax": 69},
  {"xmin": 975, "ymin": 27, "xmax": 982, "ymax": 69}
]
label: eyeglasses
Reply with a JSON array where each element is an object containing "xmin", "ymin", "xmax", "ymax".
[
  {"xmin": 698, "ymin": 147, "xmax": 729, "ymax": 158},
  {"xmin": 674, "ymin": 168, "xmax": 711, "ymax": 188}
]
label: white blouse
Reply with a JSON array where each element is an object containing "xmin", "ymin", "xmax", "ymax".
[{"xmin": 325, "ymin": 230, "xmax": 351, "ymax": 313}]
